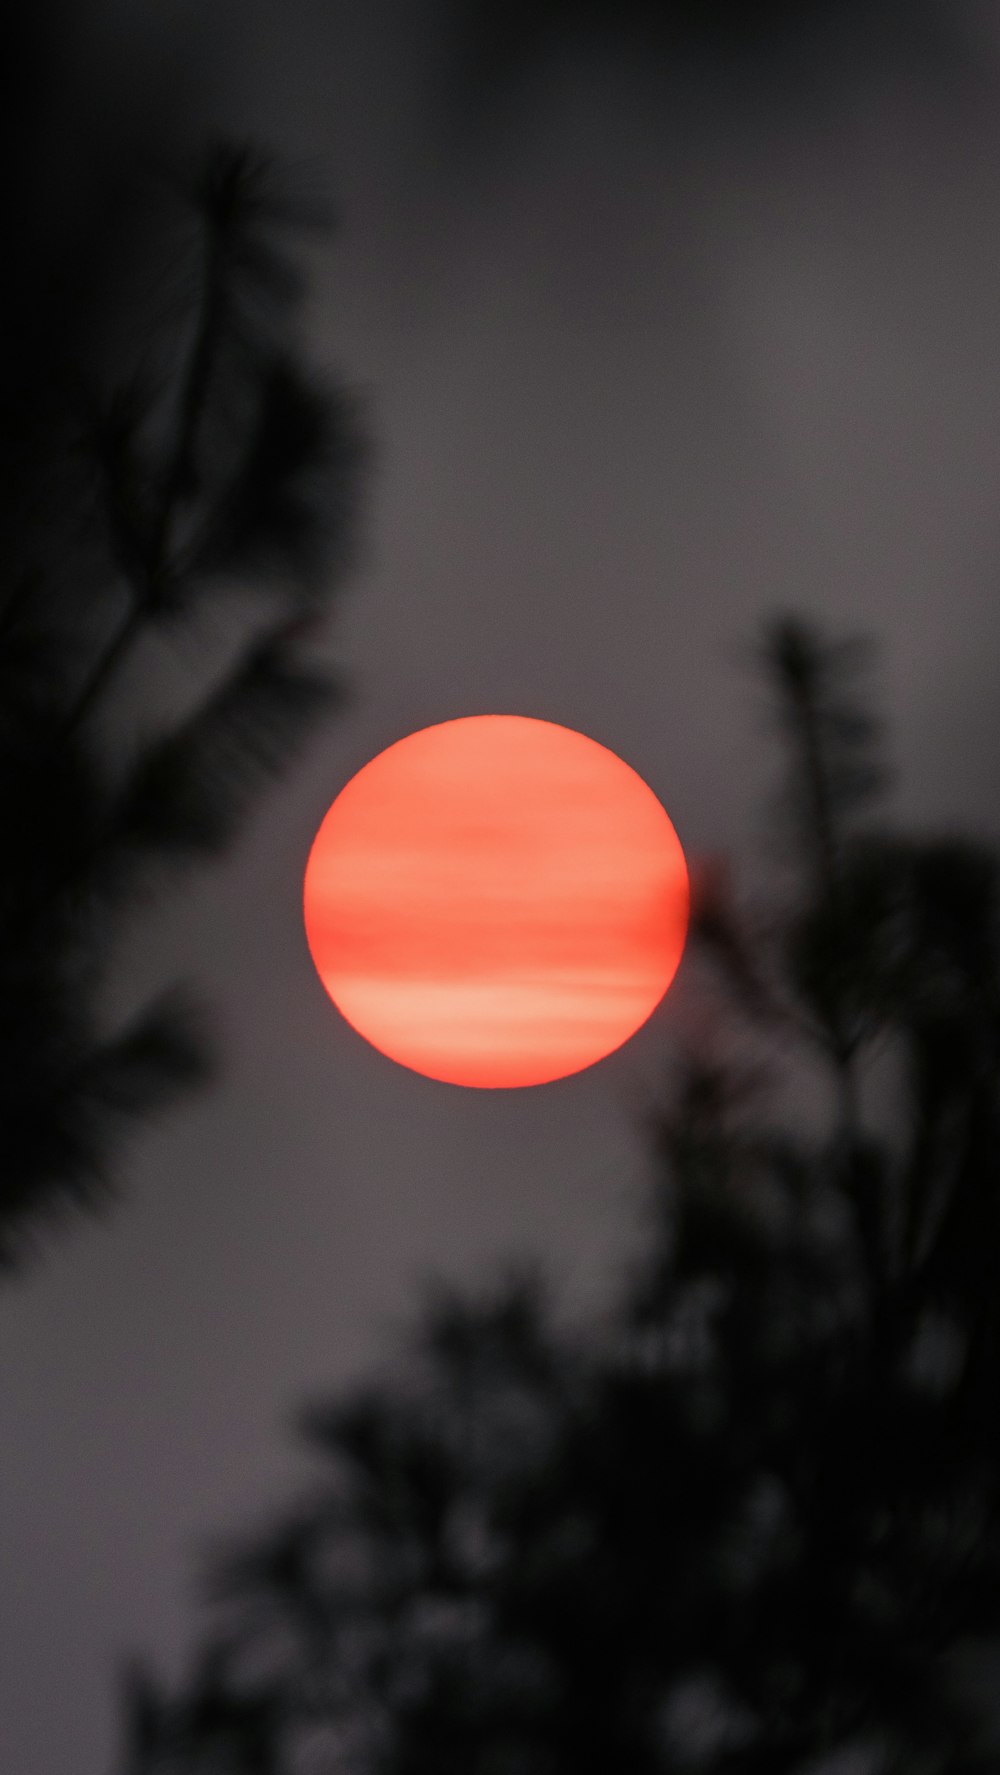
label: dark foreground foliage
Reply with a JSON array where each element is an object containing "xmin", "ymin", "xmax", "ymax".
[
  {"xmin": 121, "ymin": 622, "xmax": 1000, "ymax": 1774},
  {"xmin": 0, "ymin": 142, "xmax": 364, "ymax": 1270}
]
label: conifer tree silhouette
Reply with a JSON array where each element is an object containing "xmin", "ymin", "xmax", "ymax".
[
  {"xmin": 0, "ymin": 141, "xmax": 364, "ymax": 1271},
  {"xmin": 120, "ymin": 620, "xmax": 1000, "ymax": 1773}
]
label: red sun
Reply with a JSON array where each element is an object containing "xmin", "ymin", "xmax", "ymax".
[{"xmin": 303, "ymin": 716, "xmax": 688, "ymax": 1088}]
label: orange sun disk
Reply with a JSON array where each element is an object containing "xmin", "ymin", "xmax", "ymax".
[{"xmin": 303, "ymin": 715, "xmax": 688, "ymax": 1087}]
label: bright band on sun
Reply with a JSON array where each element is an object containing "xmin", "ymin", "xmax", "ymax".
[{"xmin": 303, "ymin": 715, "xmax": 689, "ymax": 1087}]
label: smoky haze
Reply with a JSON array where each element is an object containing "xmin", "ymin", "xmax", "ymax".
[{"xmin": 3, "ymin": 4, "xmax": 1000, "ymax": 1772}]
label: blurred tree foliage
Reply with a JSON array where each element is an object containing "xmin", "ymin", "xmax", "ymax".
[
  {"xmin": 117, "ymin": 621, "xmax": 1000, "ymax": 1773},
  {"xmin": 0, "ymin": 142, "xmax": 364, "ymax": 1270}
]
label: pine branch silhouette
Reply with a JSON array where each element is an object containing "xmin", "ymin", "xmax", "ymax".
[
  {"xmin": 0, "ymin": 138, "xmax": 366, "ymax": 1272},
  {"xmin": 120, "ymin": 620, "xmax": 1000, "ymax": 1773}
]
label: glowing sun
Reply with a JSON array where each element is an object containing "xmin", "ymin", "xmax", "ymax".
[{"xmin": 303, "ymin": 716, "xmax": 688, "ymax": 1088}]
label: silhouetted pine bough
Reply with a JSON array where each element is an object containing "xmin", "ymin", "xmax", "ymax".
[
  {"xmin": 119, "ymin": 621, "xmax": 1000, "ymax": 1774},
  {"xmin": 0, "ymin": 141, "xmax": 366, "ymax": 1271}
]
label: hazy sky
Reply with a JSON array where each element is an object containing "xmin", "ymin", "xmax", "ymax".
[{"xmin": 4, "ymin": 5, "xmax": 1000, "ymax": 1771}]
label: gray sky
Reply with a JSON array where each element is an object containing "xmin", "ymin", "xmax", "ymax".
[{"xmin": 4, "ymin": 5, "xmax": 1000, "ymax": 1771}]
